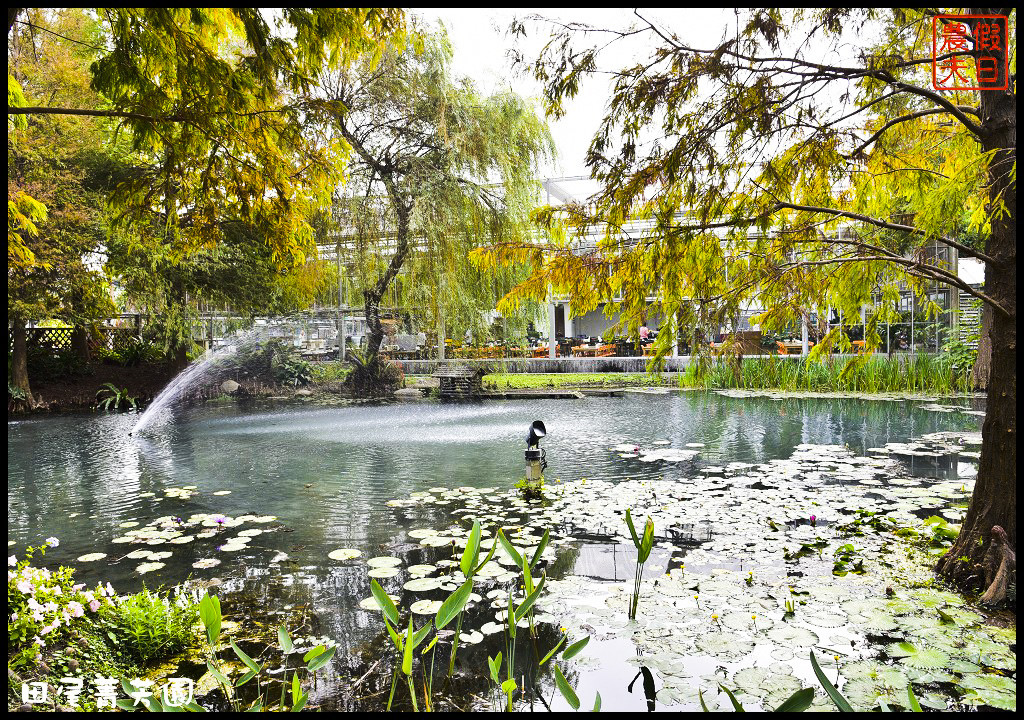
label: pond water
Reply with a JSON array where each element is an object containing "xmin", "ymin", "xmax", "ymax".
[{"xmin": 9, "ymin": 391, "xmax": 1009, "ymax": 711}]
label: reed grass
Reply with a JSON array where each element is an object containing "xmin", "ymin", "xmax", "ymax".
[{"xmin": 680, "ymin": 355, "xmax": 970, "ymax": 395}]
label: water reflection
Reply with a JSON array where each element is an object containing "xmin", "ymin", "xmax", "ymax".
[{"xmin": 8, "ymin": 394, "xmax": 982, "ymax": 581}]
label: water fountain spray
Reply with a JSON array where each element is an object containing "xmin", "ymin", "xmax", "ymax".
[{"xmin": 132, "ymin": 314, "xmax": 315, "ymax": 435}]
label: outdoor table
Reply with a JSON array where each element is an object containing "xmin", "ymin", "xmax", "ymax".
[{"xmin": 572, "ymin": 345, "xmax": 599, "ymax": 357}]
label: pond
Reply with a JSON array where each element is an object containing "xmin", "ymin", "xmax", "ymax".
[{"xmin": 8, "ymin": 391, "xmax": 1013, "ymax": 711}]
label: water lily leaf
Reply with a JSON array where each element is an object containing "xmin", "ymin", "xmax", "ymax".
[
  {"xmin": 458, "ymin": 630, "xmax": 483, "ymax": 644},
  {"xmin": 410, "ymin": 599, "xmax": 443, "ymax": 615},
  {"xmin": 421, "ymin": 535, "xmax": 454, "ymax": 547},
  {"xmin": 696, "ymin": 633, "xmax": 753, "ymax": 658},
  {"xmin": 900, "ymin": 647, "xmax": 949, "ymax": 670},
  {"xmin": 76, "ymin": 552, "xmax": 108, "ymax": 562},
  {"xmin": 766, "ymin": 626, "xmax": 818, "ymax": 647},
  {"xmin": 367, "ymin": 556, "xmax": 402, "ymax": 568},
  {"xmin": 367, "ymin": 567, "xmax": 400, "ymax": 579},
  {"xmin": 958, "ymin": 674, "xmax": 1016, "ymax": 710},
  {"xmin": 327, "ymin": 548, "xmax": 361, "ymax": 562}
]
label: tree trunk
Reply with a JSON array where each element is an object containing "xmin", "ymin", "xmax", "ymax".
[
  {"xmin": 347, "ymin": 199, "xmax": 412, "ymax": 396},
  {"xmin": 71, "ymin": 325, "xmax": 91, "ymax": 363},
  {"xmin": 972, "ymin": 303, "xmax": 992, "ymax": 391},
  {"xmin": 173, "ymin": 341, "xmax": 189, "ymax": 370},
  {"xmin": 9, "ymin": 319, "xmax": 35, "ymax": 410},
  {"xmin": 937, "ymin": 21, "xmax": 1015, "ymax": 589},
  {"xmin": 364, "ymin": 289, "xmax": 386, "ymax": 362}
]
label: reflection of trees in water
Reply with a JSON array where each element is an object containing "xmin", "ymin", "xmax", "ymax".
[{"xmin": 680, "ymin": 394, "xmax": 979, "ymax": 464}]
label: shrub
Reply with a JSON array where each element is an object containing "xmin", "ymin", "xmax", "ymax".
[
  {"xmin": 26, "ymin": 346, "xmax": 89, "ymax": 379},
  {"xmin": 216, "ymin": 338, "xmax": 311, "ymax": 387},
  {"xmin": 7, "ymin": 540, "xmax": 118, "ymax": 669},
  {"xmin": 116, "ymin": 337, "xmax": 165, "ymax": 366}
]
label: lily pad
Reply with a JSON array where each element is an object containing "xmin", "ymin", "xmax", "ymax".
[
  {"xmin": 367, "ymin": 567, "xmax": 401, "ymax": 579},
  {"xmin": 327, "ymin": 548, "xmax": 362, "ymax": 562},
  {"xmin": 404, "ymin": 577, "xmax": 443, "ymax": 592},
  {"xmin": 766, "ymin": 625, "xmax": 819, "ymax": 647},
  {"xmin": 410, "ymin": 599, "xmax": 443, "ymax": 615},
  {"xmin": 367, "ymin": 556, "xmax": 403, "ymax": 568},
  {"xmin": 76, "ymin": 552, "xmax": 108, "ymax": 562}
]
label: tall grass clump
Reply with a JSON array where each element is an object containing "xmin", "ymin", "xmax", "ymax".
[
  {"xmin": 99, "ymin": 585, "xmax": 201, "ymax": 662},
  {"xmin": 680, "ymin": 355, "xmax": 970, "ymax": 394}
]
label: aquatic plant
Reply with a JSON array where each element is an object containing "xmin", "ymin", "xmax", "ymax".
[
  {"xmin": 704, "ymin": 652, "xmax": 926, "ymax": 712},
  {"xmin": 921, "ymin": 515, "xmax": 960, "ymax": 555},
  {"xmin": 514, "ymin": 474, "xmax": 546, "ymax": 500},
  {"xmin": 153, "ymin": 592, "xmax": 339, "ymax": 712},
  {"xmin": 624, "ymin": 508, "xmax": 655, "ymax": 620},
  {"xmin": 446, "ymin": 520, "xmax": 496, "ymax": 675},
  {"xmin": 832, "ymin": 543, "xmax": 866, "ymax": 576},
  {"xmin": 365, "ymin": 519, "xmax": 590, "ymax": 712}
]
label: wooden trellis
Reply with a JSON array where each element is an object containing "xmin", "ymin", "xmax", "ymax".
[{"xmin": 13, "ymin": 327, "xmax": 142, "ymax": 354}]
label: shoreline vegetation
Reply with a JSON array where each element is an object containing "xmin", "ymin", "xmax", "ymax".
[{"xmin": 11, "ymin": 354, "xmax": 974, "ymax": 415}]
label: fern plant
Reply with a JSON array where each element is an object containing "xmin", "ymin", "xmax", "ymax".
[{"xmin": 96, "ymin": 383, "xmax": 138, "ymax": 412}]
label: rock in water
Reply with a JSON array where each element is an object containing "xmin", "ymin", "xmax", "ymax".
[{"xmin": 220, "ymin": 380, "xmax": 240, "ymax": 394}]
